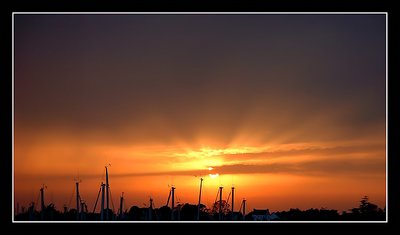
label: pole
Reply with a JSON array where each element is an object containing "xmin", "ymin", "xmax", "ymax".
[
  {"xmin": 219, "ymin": 186, "xmax": 223, "ymax": 221},
  {"xmin": 231, "ymin": 187, "xmax": 235, "ymax": 219},
  {"xmin": 119, "ymin": 193, "xmax": 124, "ymax": 220},
  {"xmin": 100, "ymin": 183, "xmax": 105, "ymax": 221},
  {"xmin": 149, "ymin": 197, "xmax": 153, "ymax": 221},
  {"xmin": 105, "ymin": 166, "xmax": 109, "ymax": 221},
  {"xmin": 242, "ymin": 199, "xmax": 246, "ymax": 220},
  {"xmin": 76, "ymin": 182, "xmax": 80, "ymax": 220},
  {"xmin": 197, "ymin": 178, "xmax": 203, "ymax": 221},
  {"xmin": 171, "ymin": 186, "xmax": 175, "ymax": 220},
  {"xmin": 40, "ymin": 187, "xmax": 45, "ymax": 220}
]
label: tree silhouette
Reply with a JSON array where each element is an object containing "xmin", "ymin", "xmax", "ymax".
[
  {"xmin": 211, "ymin": 200, "xmax": 230, "ymax": 220},
  {"xmin": 359, "ymin": 196, "xmax": 378, "ymax": 214},
  {"xmin": 342, "ymin": 196, "xmax": 385, "ymax": 221},
  {"xmin": 155, "ymin": 205, "xmax": 171, "ymax": 221},
  {"xmin": 180, "ymin": 203, "xmax": 197, "ymax": 220},
  {"xmin": 127, "ymin": 206, "xmax": 142, "ymax": 220},
  {"xmin": 14, "ymin": 195, "xmax": 385, "ymax": 221}
]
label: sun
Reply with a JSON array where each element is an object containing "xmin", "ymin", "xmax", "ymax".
[{"xmin": 209, "ymin": 173, "xmax": 219, "ymax": 179}]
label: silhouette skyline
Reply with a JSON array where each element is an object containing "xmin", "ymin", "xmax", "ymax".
[
  {"xmin": 14, "ymin": 13, "xmax": 386, "ymax": 217},
  {"xmin": 15, "ymin": 187, "xmax": 385, "ymax": 221}
]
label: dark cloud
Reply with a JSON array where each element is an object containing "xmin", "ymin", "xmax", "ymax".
[
  {"xmin": 210, "ymin": 158, "xmax": 385, "ymax": 177},
  {"xmin": 15, "ymin": 14, "xmax": 386, "ymax": 146},
  {"xmin": 220, "ymin": 143, "xmax": 385, "ymax": 162}
]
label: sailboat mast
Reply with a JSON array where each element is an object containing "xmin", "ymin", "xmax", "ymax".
[
  {"xmin": 197, "ymin": 178, "xmax": 203, "ymax": 221},
  {"xmin": 105, "ymin": 166, "xmax": 109, "ymax": 220},
  {"xmin": 231, "ymin": 187, "xmax": 235, "ymax": 216},
  {"xmin": 100, "ymin": 182, "xmax": 105, "ymax": 221},
  {"xmin": 119, "ymin": 192, "xmax": 124, "ymax": 219},
  {"xmin": 171, "ymin": 186, "xmax": 175, "ymax": 220},
  {"xmin": 76, "ymin": 181, "xmax": 80, "ymax": 220},
  {"xmin": 219, "ymin": 186, "xmax": 223, "ymax": 221}
]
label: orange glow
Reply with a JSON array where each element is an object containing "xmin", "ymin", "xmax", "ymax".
[
  {"xmin": 209, "ymin": 173, "xmax": 219, "ymax": 179},
  {"xmin": 14, "ymin": 14, "xmax": 386, "ymax": 218},
  {"xmin": 14, "ymin": 128, "xmax": 386, "ymax": 213}
]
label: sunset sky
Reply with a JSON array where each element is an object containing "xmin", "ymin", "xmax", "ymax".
[{"xmin": 14, "ymin": 14, "xmax": 386, "ymax": 214}]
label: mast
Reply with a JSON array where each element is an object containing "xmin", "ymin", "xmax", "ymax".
[
  {"xmin": 76, "ymin": 181, "xmax": 80, "ymax": 220},
  {"xmin": 119, "ymin": 192, "xmax": 124, "ymax": 220},
  {"xmin": 231, "ymin": 186, "xmax": 235, "ymax": 219},
  {"xmin": 171, "ymin": 186, "xmax": 175, "ymax": 220},
  {"xmin": 197, "ymin": 178, "xmax": 203, "ymax": 221},
  {"xmin": 40, "ymin": 185, "xmax": 45, "ymax": 220},
  {"xmin": 148, "ymin": 197, "xmax": 153, "ymax": 221},
  {"xmin": 219, "ymin": 186, "xmax": 223, "ymax": 221},
  {"xmin": 40, "ymin": 186, "xmax": 45, "ymax": 212},
  {"xmin": 105, "ymin": 166, "xmax": 110, "ymax": 221},
  {"xmin": 171, "ymin": 186, "xmax": 175, "ymax": 210},
  {"xmin": 100, "ymin": 182, "xmax": 105, "ymax": 221},
  {"xmin": 242, "ymin": 199, "xmax": 246, "ymax": 220}
]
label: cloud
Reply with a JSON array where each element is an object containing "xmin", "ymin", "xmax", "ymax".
[
  {"xmin": 220, "ymin": 143, "xmax": 385, "ymax": 162},
  {"xmin": 20, "ymin": 155, "xmax": 383, "ymax": 180},
  {"xmin": 211, "ymin": 158, "xmax": 385, "ymax": 176}
]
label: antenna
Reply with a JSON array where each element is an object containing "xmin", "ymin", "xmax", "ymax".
[
  {"xmin": 242, "ymin": 198, "xmax": 246, "ymax": 220},
  {"xmin": 40, "ymin": 184, "xmax": 46, "ymax": 220},
  {"xmin": 119, "ymin": 192, "xmax": 124, "ymax": 220},
  {"xmin": 231, "ymin": 186, "xmax": 235, "ymax": 219},
  {"xmin": 100, "ymin": 182, "xmax": 105, "ymax": 221},
  {"xmin": 171, "ymin": 185, "xmax": 176, "ymax": 220},
  {"xmin": 105, "ymin": 164, "xmax": 111, "ymax": 221},
  {"xmin": 74, "ymin": 177, "xmax": 82, "ymax": 220},
  {"xmin": 219, "ymin": 186, "xmax": 223, "ymax": 221},
  {"xmin": 197, "ymin": 177, "xmax": 203, "ymax": 221},
  {"xmin": 148, "ymin": 196, "xmax": 153, "ymax": 221}
]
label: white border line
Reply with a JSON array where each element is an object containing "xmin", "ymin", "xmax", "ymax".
[
  {"xmin": 12, "ymin": 12, "xmax": 15, "ymax": 224},
  {"xmin": 13, "ymin": 12, "xmax": 388, "ymax": 14},
  {"xmin": 385, "ymin": 12, "xmax": 388, "ymax": 222},
  {"xmin": 12, "ymin": 12, "xmax": 388, "ymax": 223}
]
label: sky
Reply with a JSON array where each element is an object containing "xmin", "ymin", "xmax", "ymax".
[{"xmin": 14, "ymin": 14, "xmax": 386, "ymax": 214}]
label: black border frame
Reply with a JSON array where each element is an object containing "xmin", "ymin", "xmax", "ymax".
[{"xmin": 2, "ymin": 1, "xmax": 398, "ymax": 234}]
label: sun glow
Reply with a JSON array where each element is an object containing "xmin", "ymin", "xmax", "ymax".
[
  {"xmin": 175, "ymin": 147, "xmax": 266, "ymax": 158},
  {"xmin": 209, "ymin": 173, "xmax": 219, "ymax": 179},
  {"xmin": 172, "ymin": 146, "xmax": 269, "ymax": 170}
]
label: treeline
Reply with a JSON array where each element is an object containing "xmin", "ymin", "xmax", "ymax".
[{"xmin": 14, "ymin": 196, "xmax": 385, "ymax": 221}]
